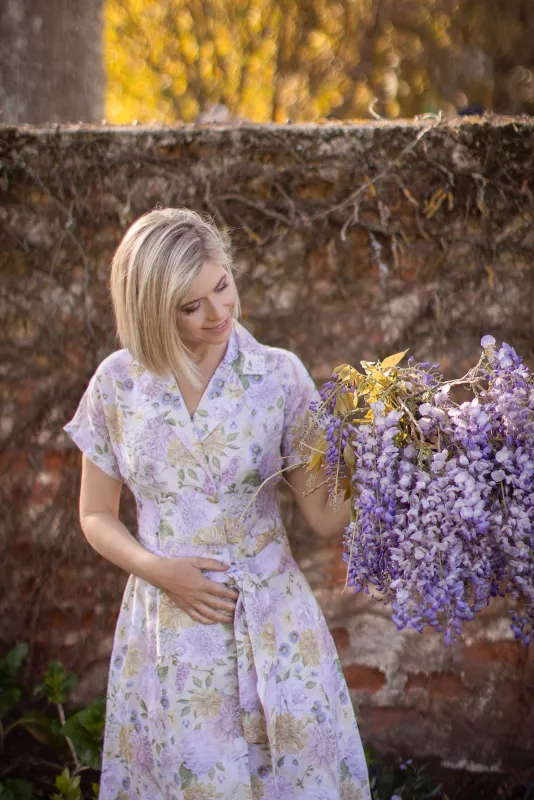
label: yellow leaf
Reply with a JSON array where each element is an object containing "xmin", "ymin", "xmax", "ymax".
[
  {"xmin": 335, "ymin": 392, "xmax": 352, "ymax": 415},
  {"xmin": 380, "ymin": 349, "xmax": 409, "ymax": 370},
  {"xmin": 307, "ymin": 452, "xmax": 324, "ymax": 473},
  {"xmin": 343, "ymin": 443, "xmax": 356, "ymax": 468},
  {"xmin": 360, "ymin": 360, "xmax": 376, "ymax": 375},
  {"xmin": 485, "ymin": 265, "xmax": 496, "ymax": 288}
]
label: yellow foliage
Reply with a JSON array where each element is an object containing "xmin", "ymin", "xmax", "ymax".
[
  {"xmin": 380, "ymin": 349, "xmax": 409, "ymax": 370},
  {"xmin": 105, "ymin": 0, "xmax": 534, "ymax": 124}
]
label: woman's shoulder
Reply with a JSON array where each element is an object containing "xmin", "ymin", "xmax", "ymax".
[{"xmin": 90, "ymin": 348, "xmax": 136, "ymax": 387}]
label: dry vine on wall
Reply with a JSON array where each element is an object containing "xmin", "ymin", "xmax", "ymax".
[{"xmin": 0, "ymin": 120, "xmax": 533, "ymax": 762}]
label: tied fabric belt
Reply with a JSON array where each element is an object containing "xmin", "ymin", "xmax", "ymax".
[{"xmin": 208, "ymin": 529, "xmax": 295, "ymax": 789}]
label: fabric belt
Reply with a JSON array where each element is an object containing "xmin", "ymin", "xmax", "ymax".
[{"xmin": 213, "ymin": 528, "xmax": 293, "ymax": 790}]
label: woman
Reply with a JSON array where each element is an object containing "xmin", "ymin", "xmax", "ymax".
[{"xmin": 65, "ymin": 208, "xmax": 370, "ymax": 800}]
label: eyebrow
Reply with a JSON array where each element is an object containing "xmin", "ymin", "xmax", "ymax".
[{"xmin": 180, "ymin": 274, "xmax": 228, "ymax": 308}]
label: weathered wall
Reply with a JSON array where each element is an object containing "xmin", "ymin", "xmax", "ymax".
[{"xmin": 1, "ymin": 119, "xmax": 534, "ymax": 771}]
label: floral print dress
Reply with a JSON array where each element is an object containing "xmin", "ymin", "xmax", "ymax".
[{"xmin": 64, "ymin": 321, "xmax": 370, "ymax": 800}]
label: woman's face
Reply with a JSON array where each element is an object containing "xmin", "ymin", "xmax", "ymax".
[{"xmin": 176, "ymin": 260, "xmax": 238, "ymax": 350}]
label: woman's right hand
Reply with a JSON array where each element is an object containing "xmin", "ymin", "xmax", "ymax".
[{"xmin": 146, "ymin": 556, "xmax": 239, "ymax": 625}]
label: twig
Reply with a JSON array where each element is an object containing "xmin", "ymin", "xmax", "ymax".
[
  {"xmin": 56, "ymin": 702, "xmax": 82, "ymax": 773},
  {"xmin": 310, "ymin": 119, "xmax": 443, "ymax": 222},
  {"xmin": 216, "ymin": 193, "xmax": 292, "ymax": 225}
]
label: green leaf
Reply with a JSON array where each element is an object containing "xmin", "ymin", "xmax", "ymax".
[
  {"xmin": 179, "ymin": 764, "xmax": 194, "ymax": 790},
  {"xmin": 178, "ymin": 469, "xmax": 185, "ymax": 481},
  {"xmin": 34, "ymin": 661, "xmax": 77, "ymax": 704},
  {"xmin": 231, "ymin": 353, "xmax": 245, "ymax": 373},
  {"xmin": 340, "ymin": 758, "xmax": 351, "ymax": 781},
  {"xmin": 95, "ymin": 444, "xmax": 103, "ymax": 455},
  {"xmin": 205, "ymin": 675, "xmax": 212, "ymax": 687},
  {"xmin": 187, "ymin": 469, "xmax": 198, "ymax": 480},
  {"xmin": 305, "ymin": 681, "xmax": 317, "ymax": 689},
  {"xmin": 62, "ymin": 698, "xmax": 106, "ymax": 770},
  {"xmin": 241, "ymin": 470, "xmax": 262, "ymax": 487},
  {"xmin": 197, "ymin": 409, "xmax": 208, "ymax": 418},
  {"xmin": 156, "ymin": 665, "xmax": 169, "ymax": 682},
  {"xmin": 0, "ymin": 688, "xmax": 23, "ymax": 722},
  {"xmin": 14, "ymin": 710, "xmax": 66, "ymax": 752},
  {"xmin": 0, "ymin": 643, "xmax": 28, "ymax": 680},
  {"xmin": 277, "ymin": 756, "xmax": 285, "ymax": 767},
  {"xmin": 52, "ymin": 767, "xmax": 82, "ymax": 800},
  {"xmin": 0, "ymin": 644, "xmax": 27, "ymax": 720},
  {"xmin": 180, "ymin": 706, "xmax": 190, "ymax": 717},
  {"xmin": 158, "ymin": 522, "xmax": 174, "ymax": 539},
  {"xmin": 291, "ymin": 653, "xmax": 300, "ymax": 663},
  {"xmin": 0, "ymin": 778, "xmax": 34, "ymax": 800},
  {"xmin": 192, "ymin": 676, "xmax": 202, "ymax": 688},
  {"xmin": 212, "ymin": 456, "xmax": 221, "ymax": 470},
  {"xmin": 227, "ymin": 433, "xmax": 238, "ymax": 442}
]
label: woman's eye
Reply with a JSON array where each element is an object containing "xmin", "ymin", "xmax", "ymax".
[
  {"xmin": 183, "ymin": 304, "xmax": 200, "ymax": 315},
  {"xmin": 216, "ymin": 281, "xmax": 230, "ymax": 293}
]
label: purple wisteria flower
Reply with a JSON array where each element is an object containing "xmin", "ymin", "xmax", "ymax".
[{"xmin": 312, "ymin": 337, "xmax": 534, "ymax": 645}]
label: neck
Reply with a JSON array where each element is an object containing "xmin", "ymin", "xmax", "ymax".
[{"xmin": 187, "ymin": 339, "xmax": 229, "ymax": 382}]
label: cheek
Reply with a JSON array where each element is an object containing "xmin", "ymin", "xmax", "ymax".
[
  {"xmin": 176, "ymin": 312, "xmax": 203, "ymax": 337},
  {"xmin": 226, "ymin": 282, "xmax": 238, "ymax": 307}
]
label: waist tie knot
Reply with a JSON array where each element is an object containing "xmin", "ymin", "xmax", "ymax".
[{"xmin": 210, "ymin": 530, "xmax": 295, "ymax": 791}]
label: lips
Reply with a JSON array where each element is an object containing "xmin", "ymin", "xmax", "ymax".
[{"xmin": 205, "ymin": 317, "xmax": 229, "ymax": 333}]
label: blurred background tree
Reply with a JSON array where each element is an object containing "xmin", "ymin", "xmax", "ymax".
[
  {"xmin": 105, "ymin": 0, "xmax": 534, "ymax": 124},
  {"xmin": 0, "ymin": 0, "xmax": 104, "ymax": 125}
]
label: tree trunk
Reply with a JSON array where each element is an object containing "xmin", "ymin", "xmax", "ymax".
[{"xmin": 0, "ymin": 0, "xmax": 105, "ymax": 124}]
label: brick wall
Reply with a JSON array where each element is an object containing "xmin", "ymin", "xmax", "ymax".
[{"xmin": 1, "ymin": 119, "xmax": 534, "ymax": 769}]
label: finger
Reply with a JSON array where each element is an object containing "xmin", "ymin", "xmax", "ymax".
[
  {"xmin": 194, "ymin": 558, "xmax": 229, "ymax": 572},
  {"xmin": 206, "ymin": 583, "xmax": 240, "ymax": 600},
  {"xmin": 187, "ymin": 608, "xmax": 217, "ymax": 625},
  {"xmin": 200, "ymin": 594, "xmax": 237, "ymax": 613},
  {"xmin": 195, "ymin": 601, "xmax": 235, "ymax": 624}
]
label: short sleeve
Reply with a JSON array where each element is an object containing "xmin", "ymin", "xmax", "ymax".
[
  {"xmin": 280, "ymin": 351, "xmax": 322, "ymax": 469},
  {"xmin": 64, "ymin": 369, "xmax": 123, "ymax": 482}
]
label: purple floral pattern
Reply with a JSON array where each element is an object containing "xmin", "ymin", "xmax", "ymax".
[{"xmin": 64, "ymin": 322, "xmax": 370, "ymax": 799}]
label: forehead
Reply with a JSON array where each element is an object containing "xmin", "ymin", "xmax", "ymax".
[{"xmin": 182, "ymin": 259, "xmax": 227, "ymax": 301}]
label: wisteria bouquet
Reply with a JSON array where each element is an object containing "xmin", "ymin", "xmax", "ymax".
[{"xmin": 303, "ymin": 336, "xmax": 534, "ymax": 645}]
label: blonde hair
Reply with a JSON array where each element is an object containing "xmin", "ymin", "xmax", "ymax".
[{"xmin": 110, "ymin": 207, "xmax": 240, "ymax": 387}]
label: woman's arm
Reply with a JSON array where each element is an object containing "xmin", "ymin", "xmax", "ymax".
[
  {"xmin": 79, "ymin": 456, "xmax": 238, "ymax": 624},
  {"xmin": 79, "ymin": 455, "xmax": 159, "ymax": 580},
  {"xmin": 286, "ymin": 462, "xmax": 350, "ymax": 538}
]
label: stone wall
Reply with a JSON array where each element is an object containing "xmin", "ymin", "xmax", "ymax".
[{"xmin": 1, "ymin": 119, "xmax": 534, "ymax": 770}]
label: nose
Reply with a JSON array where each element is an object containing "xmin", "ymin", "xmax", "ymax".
[{"xmin": 206, "ymin": 296, "xmax": 231, "ymax": 322}]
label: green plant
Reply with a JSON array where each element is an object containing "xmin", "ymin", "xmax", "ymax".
[
  {"xmin": 0, "ymin": 779, "xmax": 33, "ymax": 800},
  {"xmin": 0, "ymin": 645, "xmax": 104, "ymax": 799},
  {"xmin": 0, "ymin": 644, "xmax": 28, "ymax": 740},
  {"xmin": 366, "ymin": 749, "xmax": 446, "ymax": 800},
  {"xmin": 61, "ymin": 699, "xmax": 106, "ymax": 772}
]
